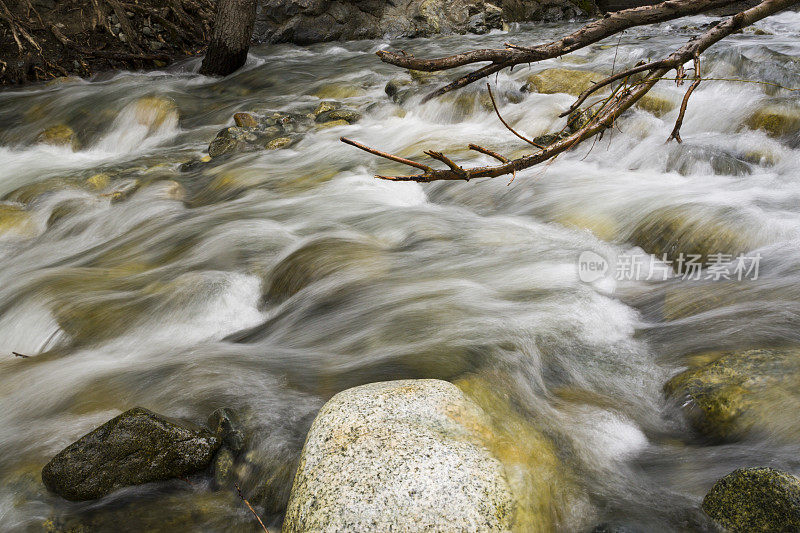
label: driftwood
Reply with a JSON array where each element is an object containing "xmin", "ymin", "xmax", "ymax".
[{"xmin": 343, "ymin": 0, "xmax": 799, "ymax": 183}]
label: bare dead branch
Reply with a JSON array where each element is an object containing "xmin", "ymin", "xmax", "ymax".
[
  {"xmin": 561, "ymin": 59, "xmax": 666, "ymax": 117},
  {"xmin": 486, "ymin": 84, "xmax": 545, "ymax": 149},
  {"xmin": 340, "ymin": 137, "xmax": 434, "ymax": 173},
  {"xmin": 345, "ymin": 0, "xmax": 798, "ymax": 183},
  {"xmin": 234, "ymin": 482, "xmax": 269, "ymax": 533},
  {"xmin": 378, "ymin": 0, "xmax": 742, "ymax": 100},
  {"xmin": 468, "ymin": 144, "xmax": 509, "ymax": 163},
  {"xmin": 668, "ymin": 57, "xmax": 702, "ymax": 143}
]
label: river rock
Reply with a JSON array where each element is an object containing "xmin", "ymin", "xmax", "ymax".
[
  {"xmin": 263, "ymin": 235, "xmax": 388, "ymax": 303},
  {"xmin": 283, "ymin": 379, "xmax": 516, "ymax": 532},
  {"xmin": 313, "ymin": 108, "xmax": 361, "ymax": 124},
  {"xmin": 745, "ymin": 101, "xmax": 800, "ymax": 145},
  {"xmin": 635, "ymin": 91, "xmax": 677, "ymax": 117},
  {"xmin": 664, "ymin": 347, "xmax": 800, "ymax": 441},
  {"xmin": 702, "ymin": 467, "xmax": 800, "ymax": 532},
  {"xmin": 132, "ymin": 95, "xmax": 179, "ymax": 132},
  {"xmin": 42, "ymin": 407, "xmax": 220, "ymax": 501},
  {"xmin": 233, "ymin": 112, "xmax": 259, "ymax": 128},
  {"xmin": 629, "ymin": 205, "xmax": 755, "ymax": 266},
  {"xmin": 35, "ymin": 124, "xmax": 78, "ymax": 150},
  {"xmin": 0, "ymin": 203, "xmax": 37, "ymax": 238},
  {"xmin": 521, "ymin": 68, "xmax": 604, "ymax": 96}
]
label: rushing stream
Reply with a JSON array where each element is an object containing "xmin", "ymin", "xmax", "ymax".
[{"xmin": 0, "ymin": 10, "xmax": 799, "ymax": 532}]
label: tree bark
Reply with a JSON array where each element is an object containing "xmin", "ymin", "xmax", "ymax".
[{"xmin": 199, "ymin": 0, "xmax": 257, "ymax": 76}]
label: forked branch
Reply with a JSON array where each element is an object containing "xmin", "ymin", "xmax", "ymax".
[{"xmin": 344, "ymin": 0, "xmax": 798, "ymax": 183}]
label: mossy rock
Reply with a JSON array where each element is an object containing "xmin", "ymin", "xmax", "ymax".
[
  {"xmin": 745, "ymin": 102, "xmax": 800, "ymax": 138},
  {"xmin": 0, "ymin": 203, "xmax": 36, "ymax": 238},
  {"xmin": 635, "ymin": 91, "xmax": 677, "ymax": 118},
  {"xmin": 629, "ymin": 205, "xmax": 755, "ymax": 266},
  {"xmin": 702, "ymin": 467, "xmax": 800, "ymax": 532},
  {"xmin": 265, "ymin": 136, "xmax": 295, "ymax": 150},
  {"xmin": 3, "ymin": 177, "xmax": 84, "ymax": 204},
  {"xmin": 42, "ymin": 407, "xmax": 220, "ymax": 501},
  {"xmin": 312, "ymin": 83, "xmax": 367, "ymax": 99},
  {"xmin": 315, "ymin": 119, "xmax": 350, "ymax": 130},
  {"xmin": 312, "ymin": 101, "xmax": 342, "ymax": 116},
  {"xmin": 661, "ymin": 281, "xmax": 746, "ymax": 321},
  {"xmin": 233, "ymin": 112, "xmax": 258, "ymax": 128},
  {"xmin": 132, "ymin": 95, "xmax": 179, "ymax": 131},
  {"xmin": 664, "ymin": 348, "xmax": 800, "ymax": 441},
  {"xmin": 36, "ymin": 125, "xmax": 79, "ymax": 150},
  {"xmin": 554, "ymin": 212, "xmax": 618, "ymax": 241},
  {"xmin": 314, "ymin": 108, "xmax": 361, "ymax": 124},
  {"xmin": 263, "ymin": 236, "xmax": 388, "ymax": 303},
  {"xmin": 522, "ymin": 68, "xmax": 604, "ymax": 96}
]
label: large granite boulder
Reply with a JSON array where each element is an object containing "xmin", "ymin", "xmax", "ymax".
[
  {"xmin": 702, "ymin": 467, "xmax": 800, "ymax": 532},
  {"xmin": 255, "ymin": 0, "xmax": 595, "ymax": 44},
  {"xmin": 42, "ymin": 408, "xmax": 220, "ymax": 501},
  {"xmin": 283, "ymin": 379, "xmax": 516, "ymax": 532}
]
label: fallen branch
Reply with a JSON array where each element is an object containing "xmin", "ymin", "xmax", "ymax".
[
  {"xmin": 344, "ymin": 0, "xmax": 798, "ymax": 182},
  {"xmin": 234, "ymin": 482, "xmax": 269, "ymax": 533},
  {"xmin": 668, "ymin": 57, "xmax": 702, "ymax": 143},
  {"xmin": 377, "ymin": 0, "xmax": 741, "ymax": 100}
]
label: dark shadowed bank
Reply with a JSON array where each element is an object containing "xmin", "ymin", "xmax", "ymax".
[{"xmin": 1, "ymin": 0, "xmax": 602, "ymax": 85}]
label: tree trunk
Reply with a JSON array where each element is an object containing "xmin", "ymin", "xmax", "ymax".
[{"xmin": 199, "ymin": 0, "xmax": 257, "ymax": 76}]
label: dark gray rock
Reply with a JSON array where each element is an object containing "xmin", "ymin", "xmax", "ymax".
[
  {"xmin": 255, "ymin": 0, "xmax": 594, "ymax": 44},
  {"xmin": 42, "ymin": 407, "xmax": 220, "ymax": 501},
  {"xmin": 207, "ymin": 407, "xmax": 245, "ymax": 454}
]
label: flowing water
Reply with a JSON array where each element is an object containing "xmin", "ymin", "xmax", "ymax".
[{"xmin": 0, "ymin": 10, "xmax": 799, "ymax": 532}]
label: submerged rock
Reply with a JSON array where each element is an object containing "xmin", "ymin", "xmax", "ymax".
[
  {"xmin": 0, "ymin": 203, "xmax": 37, "ymax": 238},
  {"xmin": 132, "ymin": 96, "xmax": 179, "ymax": 132},
  {"xmin": 702, "ymin": 467, "xmax": 800, "ymax": 532},
  {"xmin": 665, "ymin": 347, "xmax": 800, "ymax": 441},
  {"xmin": 233, "ymin": 112, "xmax": 258, "ymax": 128},
  {"xmin": 745, "ymin": 101, "xmax": 800, "ymax": 141},
  {"xmin": 629, "ymin": 205, "xmax": 755, "ymax": 266},
  {"xmin": 283, "ymin": 380, "xmax": 516, "ymax": 532},
  {"xmin": 263, "ymin": 236, "xmax": 388, "ymax": 303},
  {"xmin": 314, "ymin": 108, "xmax": 361, "ymax": 124},
  {"xmin": 42, "ymin": 407, "xmax": 220, "ymax": 501},
  {"xmin": 635, "ymin": 91, "xmax": 677, "ymax": 118},
  {"xmin": 456, "ymin": 375, "xmax": 586, "ymax": 531},
  {"xmin": 35, "ymin": 124, "xmax": 78, "ymax": 150},
  {"xmin": 522, "ymin": 68, "xmax": 604, "ymax": 96}
]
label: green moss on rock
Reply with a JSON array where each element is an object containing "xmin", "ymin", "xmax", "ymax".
[
  {"xmin": 664, "ymin": 348, "xmax": 800, "ymax": 441},
  {"xmin": 522, "ymin": 68, "xmax": 604, "ymax": 96},
  {"xmin": 702, "ymin": 467, "xmax": 800, "ymax": 532}
]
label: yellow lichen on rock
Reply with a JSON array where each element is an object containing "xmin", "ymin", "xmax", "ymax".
[
  {"xmin": 0, "ymin": 203, "xmax": 37, "ymax": 238},
  {"xmin": 456, "ymin": 375, "xmax": 585, "ymax": 532},
  {"xmin": 745, "ymin": 103, "xmax": 800, "ymax": 138},
  {"xmin": 522, "ymin": 68, "xmax": 604, "ymax": 96},
  {"xmin": 36, "ymin": 125, "xmax": 79, "ymax": 150}
]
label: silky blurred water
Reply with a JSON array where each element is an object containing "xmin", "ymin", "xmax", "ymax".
[{"xmin": 0, "ymin": 10, "xmax": 798, "ymax": 532}]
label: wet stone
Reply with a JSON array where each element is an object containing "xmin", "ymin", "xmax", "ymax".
[
  {"xmin": 314, "ymin": 108, "xmax": 361, "ymax": 124},
  {"xmin": 42, "ymin": 407, "xmax": 220, "ymax": 501},
  {"xmin": 702, "ymin": 467, "xmax": 800, "ymax": 532}
]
